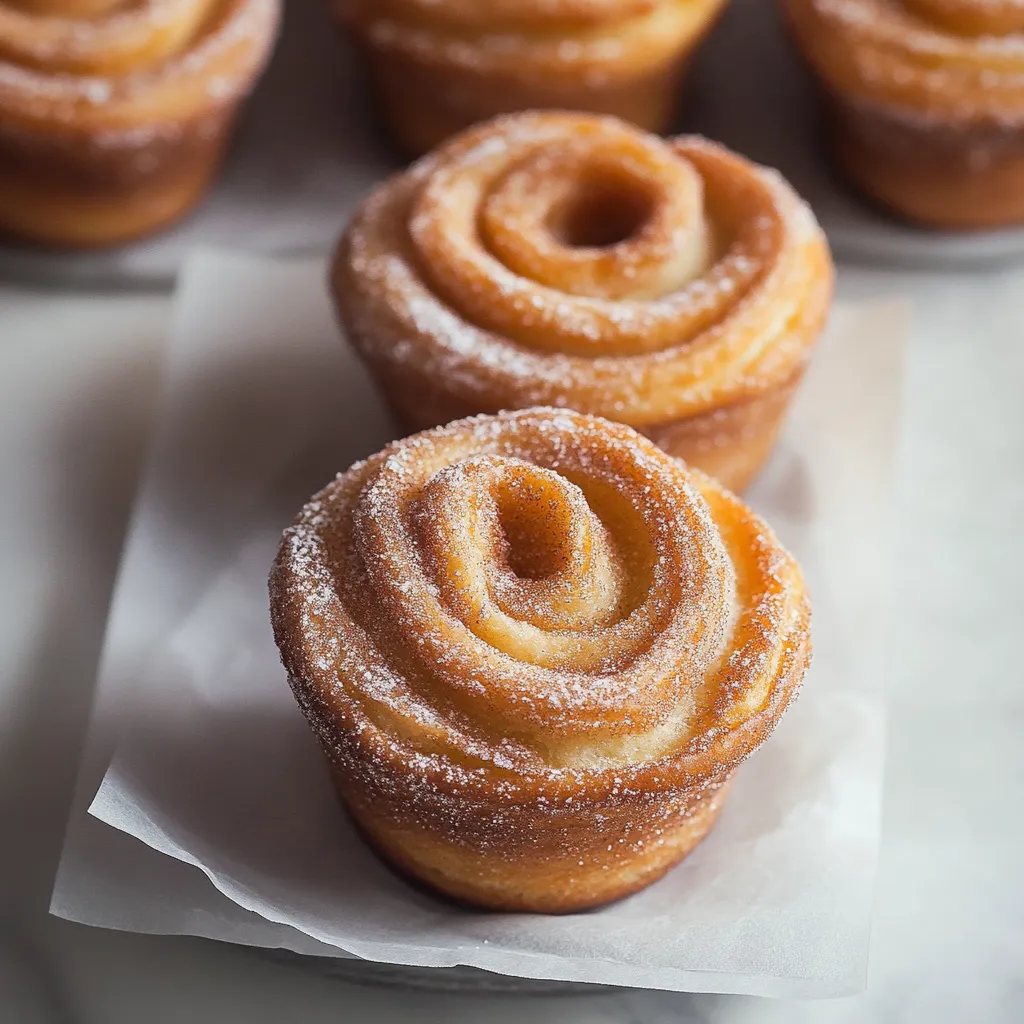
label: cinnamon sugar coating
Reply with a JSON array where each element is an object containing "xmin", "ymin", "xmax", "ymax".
[
  {"xmin": 783, "ymin": 0, "xmax": 1024, "ymax": 227},
  {"xmin": 331, "ymin": 0, "xmax": 728, "ymax": 155},
  {"xmin": 0, "ymin": 0, "xmax": 280, "ymax": 246},
  {"xmin": 270, "ymin": 409, "xmax": 812, "ymax": 913},
  {"xmin": 333, "ymin": 112, "xmax": 834, "ymax": 494}
]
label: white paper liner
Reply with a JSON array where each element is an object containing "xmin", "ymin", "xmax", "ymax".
[{"xmin": 52, "ymin": 249, "xmax": 908, "ymax": 997}]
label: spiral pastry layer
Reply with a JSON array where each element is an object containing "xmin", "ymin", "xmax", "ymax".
[
  {"xmin": 783, "ymin": 0, "xmax": 1024, "ymax": 227},
  {"xmin": 271, "ymin": 409, "xmax": 811, "ymax": 913},
  {"xmin": 333, "ymin": 112, "xmax": 833, "ymax": 494},
  {"xmin": 0, "ymin": 0, "xmax": 280, "ymax": 246},
  {"xmin": 331, "ymin": 0, "xmax": 728, "ymax": 155}
]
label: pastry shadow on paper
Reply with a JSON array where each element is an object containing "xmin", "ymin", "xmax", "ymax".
[
  {"xmin": 107, "ymin": 700, "xmax": 460, "ymax": 917},
  {"xmin": 746, "ymin": 440, "xmax": 816, "ymax": 534},
  {"xmin": 103, "ymin": 664, "xmax": 837, "ymax": 931},
  {"xmin": 144, "ymin": 338, "xmax": 396, "ymax": 590}
]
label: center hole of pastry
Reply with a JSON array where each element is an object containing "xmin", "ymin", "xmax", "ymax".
[
  {"xmin": 551, "ymin": 177, "xmax": 654, "ymax": 250},
  {"xmin": 495, "ymin": 472, "xmax": 579, "ymax": 581}
]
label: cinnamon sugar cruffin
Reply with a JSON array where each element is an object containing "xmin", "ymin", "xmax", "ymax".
[
  {"xmin": 332, "ymin": 112, "xmax": 833, "ymax": 493},
  {"xmin": 270, "ymin": 409, "xmax": 812, "ymax": 912}
]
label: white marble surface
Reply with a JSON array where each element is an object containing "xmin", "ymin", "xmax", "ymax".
[{"xmin": 1, "ymin": 266, "xmax": 1022, "ymax": 1022}]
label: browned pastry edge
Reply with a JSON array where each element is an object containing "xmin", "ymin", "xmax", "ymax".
[
  {"xmin": 334, "ymin": 0, "xmax": 728, "ymax": 156},
  {"xmin": 306, "ymin": 601, "xmax": 810, "ymax": 913},
  {"xmin": 368, "ymin": 366, "xmax": 807, "ymax": 497},
  {"xmin": 0, "ymin": 111, "xmax": 234, "ymax": 247},
  {"xmin": 352, "ymin": 37, "xmax": 699, "ymax": 159},
  {"xmin": 340, "ymin": 766, "xmax": 737, "ymax": 913},
  {"xmin": 825, "ymin": 94, "xmax": 1024, "ymax": 230},
  {"xmin": 0, "ymin": 0, "xmax": 279, "ymax": 247},
  {"xmin": 338, "ymin": 311, "xmax": 831, "ymax": 495},
  {"xmin": 643, "ymin": 369, "xmax": 805, "ymax": 493}
]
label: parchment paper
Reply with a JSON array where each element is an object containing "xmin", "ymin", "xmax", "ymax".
[{"xmin": 52, "ymin": 249, "xmax": 908, "ymax": 997}]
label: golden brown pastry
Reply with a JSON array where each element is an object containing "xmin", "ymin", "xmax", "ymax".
[
  {"xmin": 783, "ymin": 0, "xmax": 1024, "ymax": 228},
  {"xmin": 333, "ymin": 112, "xmax": 833, "ymax": 494},
  {"xmin": 270, "ymin": 408, "xmax": 812, "ymax": 913},
  {"xmin": 0, "ymin": 0, "xmax": 280, "ymax": 247},
  {"xmin": 331, "ymin": 0, "xmax": 729, "ymax": 156}
]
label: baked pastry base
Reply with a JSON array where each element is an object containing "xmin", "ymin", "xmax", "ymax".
[
  {"xmin": 826, "ymin": 96, "xmax": 1024, "ymax": 230},
  {"xmin": 0, "ymin": 118, "xmax": 233, "ymax": 248},
  {"xmin": 352, "ymin": 46, "xmax": 694, "ymax": 159},
  {"xmin": 376, "ymin": 371, "xmax": 802, "ymax": 496},
  {"xmin": 643, "ymin": 372, "xmax": 803, "ymax": 494},
  {"xmin": 337, "ymin": 764, "xmax": 734, "ymax": 914}
]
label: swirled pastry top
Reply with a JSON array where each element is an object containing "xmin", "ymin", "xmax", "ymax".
[
  {"xmin": 0, "ymin": 0, "xmax": 279, "ymax": 131},
  {"xmin": 336, "ymin": 112, "xmax": 831, "ymax": 428},
  {"xmin": 334, "ymin": 0, "xmax": 724, "ymax": 81},
  {"xmin": 785, "ymin": 0, "xmax": 1024, "ymax": 126},
  {"xmin": 271, "ymin": 409, "xmax": 811, "ymax": 804}
]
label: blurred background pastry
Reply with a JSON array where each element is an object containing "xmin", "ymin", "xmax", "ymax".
[
  {"xmin": 333, "ymin": 111, "xmax": 833, "ymax": 494},
  {"xmin": 331, "ymin": 0, "xmax": 729, "ymax": 156},
  {"xmin": 783, "ymin": 0, "xmax": 1024, "ymax": 229},
  {"xmin": 0, "ymin": 0, "xmax": 281, "ymax": 247}
]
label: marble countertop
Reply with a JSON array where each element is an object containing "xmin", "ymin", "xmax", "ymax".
[{"xmin": 1, "ymin": 264, "xmax": 1021, "ymax": 1023}]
